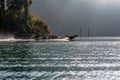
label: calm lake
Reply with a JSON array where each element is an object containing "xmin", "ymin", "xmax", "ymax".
[{"xmin": 0, "ymin": 37, "xmax": 120, "ymax": 80}]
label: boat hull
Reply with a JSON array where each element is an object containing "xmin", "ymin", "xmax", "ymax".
[{"xmin": 32, "ymin": 34, "xmax": 78, "ymax": 41}]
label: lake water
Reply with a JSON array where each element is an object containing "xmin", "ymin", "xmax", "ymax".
[{"xmin": 0, "ymin": 37, "xmax": 120, "ymax": 80}]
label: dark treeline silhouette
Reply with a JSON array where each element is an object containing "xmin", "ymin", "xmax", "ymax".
[{"xmin": 0, "ymin": 0, "xmax": 50, "ymax": 38}]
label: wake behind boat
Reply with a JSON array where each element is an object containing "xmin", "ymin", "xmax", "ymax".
[
  {"xmin": 0, "ymin": 34, "xmax": 77, "ymax": 42},
  {"xmin": 41, "ymin": 37, "xmax": 70, "ymax": 41}
]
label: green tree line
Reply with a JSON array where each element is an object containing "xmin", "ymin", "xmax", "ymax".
[{"xmin": 0, "ymin": 0, "xmax": 50, "ymax": 38}]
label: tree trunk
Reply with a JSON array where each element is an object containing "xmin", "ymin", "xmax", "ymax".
[{"xmin": 24, "ymin": 0, "xmax": 29, "ymax": 19}]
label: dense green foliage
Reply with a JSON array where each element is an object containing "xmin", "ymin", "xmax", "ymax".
[{"xmin": 0, "ymin": 0, "xmax": 50, "ymax": 38}]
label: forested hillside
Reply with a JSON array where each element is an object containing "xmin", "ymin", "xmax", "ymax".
[{"xmin": 0, "ymin": 0, "xmax": 50, "ymax": 38}]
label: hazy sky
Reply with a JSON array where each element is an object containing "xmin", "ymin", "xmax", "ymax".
[{"xmin": 31, "ymin": 0, "xmax": 120, "ymax": 36}]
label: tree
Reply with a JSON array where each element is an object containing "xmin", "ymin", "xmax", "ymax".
[
  {"xmin": 0, "ymin": 0, "xmax": 5, "ymax": 11},
  {"xmin": 0, "ymin": 0, "xmax": 6, "ymax": 32},
  {"xmin": 0, "ymin": 0, "xmax": 50, "ymax": 38},
  {"xmin": 7, "ymin": 0, "xmax": 32, "ymax": 19},
  {"xmin": 6, "ymin": 0, "xmax": 33, "ymax": 33},
  {"xmin": 23, "ymin": 0, "xmax": 32, "ymax": 19},
  {"xmin": 7, "ymin": 0, "xmax": 23, "ymax": 10}
]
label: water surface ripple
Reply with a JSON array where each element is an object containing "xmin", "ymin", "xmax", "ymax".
[{"xmin": 0, "ymin": 38, "xmax": 120, "ymax": 80}]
